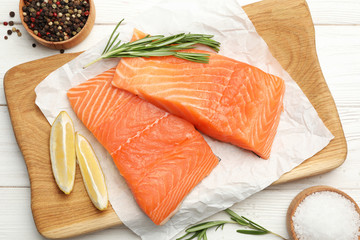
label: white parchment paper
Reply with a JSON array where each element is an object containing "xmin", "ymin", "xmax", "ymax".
[{"xmin": 35, "ymin": 0, "xmax": 334, "ymax": 239}]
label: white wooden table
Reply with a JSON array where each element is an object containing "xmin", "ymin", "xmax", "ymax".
[{"xmin": 1, "ymin": 0, "xmax": 359, "ymax": 239}]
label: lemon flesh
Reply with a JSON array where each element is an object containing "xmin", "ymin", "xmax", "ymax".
[
  {"xmin": 75, "ymin": 133, "xmax": 108, "ymax": 210},
  {"xmin": 50, "ymin": 111, "xmax": 76, "ymax": 194}
]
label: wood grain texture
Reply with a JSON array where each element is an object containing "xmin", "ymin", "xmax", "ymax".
[
  {"xmin": 4, "ymin": 53, "xmax": 121, "ymax": 239},
  {"xmin": 19, "ymin": 0, "xmax": 96, "ymax": 49},
  {"xmin": 243, "ymin": 0, "xmax": 347, "ymax": 184},
  {"xmin": 3, "ymin": 0, "xmax": 347, "ymax": 238},
  {"xmin": 307, "ymin": 0, "xmax": 360, "ymax": 25},
  {"xmin": 2, "ymin": 0, "xmax": 360, "ymax": 25},
  {"xmin": 0, "ymin": 107, "xmax": 29, "ymax": 187}
]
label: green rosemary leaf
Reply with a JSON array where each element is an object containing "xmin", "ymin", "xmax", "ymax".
[
  {"xmin": 180, "ymin": 209, "xmax": 288, "ymax": 240},
  {"xmin": 176, "ymin": 232, "xmax": 196, "ymax": 240},
  {"xmin": 102, "ymin": 19, "xmax": 124, "ymax": 55},
  {"xmin": 84, "ymin": 20, "xmax": 221, "ymax": 68},
  {"xmin": 176, "ymin": 232, "xmax": 190, "ymax": 240},
  {"xmin": 150, "ymin": 33, "xmax": 186, "ymax": 47},
  {"xmin": 248, "ymin": 222, "xmax": 266, "ymax": 231},
  {"xmin": 120, "ymin": 51, "xmax": 175, "ymax": 57},
  {"xmin": 215, "ymin": 223, "xmax": 225, "ymax": 231},
  {"xmin": 197, "ymin": 229, "xmax": 207, "ymax": 240},
  {"xmin": 241, "ymin": 216, "xmax": 269, "ymax": 232},
  {"xmin": 175, "ymin": 52, "xmax": 210, "ymax": 63},
  {"xmin": 165, "ymin": 42, "xmax": 198, "ymax": 50},
  {"xmin": 111, "ymin": 37, "xmax": 122, "ymax": 50},
  {"xmin": 225, "ymin": 209, "xmax": 244, "ymax": 222},
  {"xmin": 230, "ymin": 216, "xmax": 249, "ymax": 226},
  {"xmin": 106, "ymin": 32, "xmax": 120, "ymax": 54},
  {"xmin": 176, "ymin": 52, "xmax": 210, "ymax": 57},
  {"xmin": 237, "ymin": 229, "xmax": 268, "ymax": 235},
  {"xmin": 184, "ymin": 232, "xmax": 200, "ymax": 240},
  {"xmin": 129, "ymin": 35, "xmax": 164, "ymax": 46},
  {"xmin": 202, "ymin": 231, "xmax": 208, "ymax": 240},
  {"xmin": 186, "ymin": 221, "xmax": 229, "ymax": 233}
]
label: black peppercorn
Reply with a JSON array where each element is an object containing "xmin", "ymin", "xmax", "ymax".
[
  {"xmin": 32, "ymin": 43, "xmax": 37, "ymax": 48},
  {"xmin": 60, "ymin": 49, "xmax": 65, "ymax": 54},
  {"xmin": 9, "ymin": 21, "xmax": 14, "ymax": 26},
  {"xmin": 7, "ymin": 30, "xmax": 12, "ymax": 35},
  {"xmin": 9, "ymin": 11, "xmax": 15, "ymax": 17},
  {"xmin": 23, "ymin": 0, "xmax": 90, "ymax": 42}
]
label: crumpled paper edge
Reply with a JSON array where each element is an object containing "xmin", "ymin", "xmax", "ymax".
[{"xmin": 35, "ymin": 0, "xmax": 334, "ymax": 239}]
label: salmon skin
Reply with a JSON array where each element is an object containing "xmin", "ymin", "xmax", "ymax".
[
  {"xmin": 67, "ymin": 68, "xmax": 218, "ymax": 225},
  {"xmin": 112, "ymin": 29, "xmax": 285, "ymax": 159}
]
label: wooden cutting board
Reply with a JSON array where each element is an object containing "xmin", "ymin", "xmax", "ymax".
[{"xmin": 3, "ymin": 0, "xmax": 347, "ymax": 238}]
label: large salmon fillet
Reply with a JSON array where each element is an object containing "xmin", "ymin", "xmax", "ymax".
[
  {"xmin": 67, "ymin": 68, "xmax": 218, "ymax": 225},
  {"xmin": 112, "ymin": 29, "xmax": 285, "ymax": 159}
]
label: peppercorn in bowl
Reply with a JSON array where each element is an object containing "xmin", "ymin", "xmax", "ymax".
[{"xmin": 19, "ymin": 0, "xmax": 95, "ymax": 49}]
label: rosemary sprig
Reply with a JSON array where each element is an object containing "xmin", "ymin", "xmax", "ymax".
[
  {"xmin": 176, "ymin": 208, "xmax": 288, "ymax": 240},
  {"xmin": 84, "ymin": 19, "xmax": 221, "ymax": 68}
]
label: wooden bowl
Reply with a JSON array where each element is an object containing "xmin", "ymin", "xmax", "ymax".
[
  {"xmin": 287, "ymin": 185, "xmax": 360, "ymax": 240},
  {"xmin": 19, "ymin": 0, "xmax": 95, "ymax": 49}
]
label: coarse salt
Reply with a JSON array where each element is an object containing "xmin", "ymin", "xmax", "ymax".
[{"xmin": 292, "ymin": 191, "xmax": 360, "ymax": 240}]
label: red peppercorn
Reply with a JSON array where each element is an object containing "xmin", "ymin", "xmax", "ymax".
[
  {"xmin": 37, "ymin": 32, "xmax": 41, "ymax": 37},
  {"xmin": 84, "ymin": 11, "xmax": 89, "ymax": 16},
  {"xmin": 31, "ymin": 17, "xmax": 35, "ymax": 22},
  {"xmin": 3, "ymin": 21, "xmax": 8, "ymax": 26},
  {"xmin": 36, "ymin": 11, "xmax": 40, "ymax": 16},
  {"xmin": 30, "ymin": 23, "xmax": 35, "ymax": 28},
  {"xmin": 56, "ymin": 1, "xmax": 60, "ymax": 5},
  {"xmin": 40, "ymin": 9, "xmax": 43, "ymax": 12},
  {"xmin": 53, "ymin": 12, "xmax": 57, "ymax": 17},
  {"xmin": 46, "ymin": 32, "xmax": 50, "ymax": 35}
]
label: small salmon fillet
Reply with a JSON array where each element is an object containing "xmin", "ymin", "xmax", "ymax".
[
  {"xmin": 67, "ymin": 68, "xmax": 218, "ymax": 225},
  {"xmin": 112, "ymin": 29, "xmax": 285, "ymax": 159}
]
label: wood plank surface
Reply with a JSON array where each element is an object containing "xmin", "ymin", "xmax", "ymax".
[
  {"xmin": 243, "ymin": 0, "xmax": 348, "ymax": 184},
  {"xmin": 3, "ymin": 0, "xmax": 360, "ymax": 25},
  {"xmin": 2, "ymin": 0, "xmax": 347, "ymax": 238},
  {"xmin": 4, "ymin": 53, "xmax": 120, "ymax": 239}
]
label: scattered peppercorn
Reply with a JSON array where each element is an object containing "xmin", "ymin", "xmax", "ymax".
[
  {"xmin": 17, "ymin": 32, "xmax": 22, "ymax": 37},
  {"xmin": 4, "ymin": 36, "xmax": 8, "ymax": 40},
  {"xmin": 60, "ymin": 49, "xmax": 65, "ymax": 54},
  {"xmin": 7, "ymin": 30, "xmax": 12, "ymax": 35},
  {"xmin": 12, "ymin": 27, "xmax": 16, "ymax": 32},
  {"xmin": 3, "ymin": 22, "xmax": 8, "ymax": 26},
  {"xmin": 9, "ymin": 11, "xmax": 15, "ymax": 17},
  {"xmin": 9, "ymin": 21, "xmax": 14, "ymax": 26},
  {"xmin": 22, "ymin": 0, "xmax": 90, "ymax": 42},
  {"xmin": 32, "ymin": 43, "xmax": 37, "ymax": 48}
]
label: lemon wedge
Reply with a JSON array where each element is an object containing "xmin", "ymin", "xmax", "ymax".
[
  {"xmin": 50, "ymin": 111, "xmax": 76, "ymax": 194},
  {"xmin": 75, "ymin": 133, "xmax": 108, "ymax": 210}
]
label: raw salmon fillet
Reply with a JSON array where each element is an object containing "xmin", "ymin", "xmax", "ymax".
[
  {"xmin": 67, "ymin": 68, "xmax": 218, "ymax": 225},
  {"xmin": 112, "ymin": 29, "xmax": 285, "ymax": 159}
]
